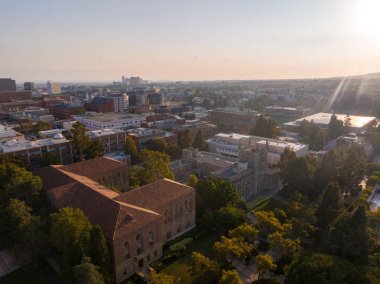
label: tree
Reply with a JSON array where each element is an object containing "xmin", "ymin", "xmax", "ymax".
[
  {"xmin": 344, "ymin": 115, "xmax": 352, "ymax": 132},
  {"xmin": 195, "ymin": 177, "xmax": 241, "ymax": 215},
  {"xmin": 73, "ymin": 257, "xmax": 105, "ymax": 284},
  {"xmin": 229, "ymin": 223, "xmax": 258, "ymax": 244},
  {"xmin": 268, "ymin": 231, "xmax": 300, "ymax": 261},
  {"xmin": 71, "ymin": 122, "xmax": 91, "ymax": 161},
  {"xmin": 281, "ymin": 157, "xmax": 315, "ymax": 196},
  {"xmin": 327, "ymin": 204, "xmax": 369, "ymax": 263},
  {"xmin": 149, "ymin": 270, "xmax": 174, "ymax": 284},
  {"xmin": 256, "ymin": 254, "xmax": 276, "ymax": 279},
  {"xmin": 315, "ymin": 182, "xmax": 343, "ymax": 230},
  {"xmin": 219, "ymin": 269, "xmax": 242, "ymax": 284},
  {"xmin": 50, "ymin": 208, "xmax": 93, "ymax": 277},
  {"xmin": 255, "ymin": 211, "xmax": 286, "ymax": 237},
  {"xmin": 279, "ymin": 147, "xmax": 296, "ymax": 179},
  {"xmin": 40, "ymin": 152, "xmax": 61, "ymax": 166},
  {"xmin": 187, "ymin": 174, "xmax": 198, "ymax": 187},
  {"xmin": 179, "ymin": 129, "xmax": 193, "ymax": 149},
  {"xmin": 88, "ymin": 225, "xmax": 110, "ymax": 278},
  {"xmin": 285, "ymin": 252, "xmax": 361, "ymax": 284},
  {"xmin": 211, "ymin": 206, "xmax": 248, "ymax": 233},
  {"xmin": 128, "ymin": 166, "xmax": 143, "ymax": 188},
  {"xmin": 148, "ymin": 138, "xmax": 167, "ymax": 152},
  {"xmin": 298, "ymin": 120, "xmax": 327, "ymax": 151},
  {"xmin": 193, "ymin": 130, "xmax": 208, "ymax": 151},
  {"xmin": 191, "ymin": 252, "xmax": 220, "ymax": 284},
  {"xmin": 32, "ymin": 121, "xmax": 52, "ymax": 134},
  {"xmin": 140, "ymin": 150, "xmax": 174, "ymax": 184},
  {"xmin": 252, "ymin": 115, "xmax": 280, "ymax": 138},
  {"xmin": 214, "ymin": 236, "xmax": 253, "ymax": 261},
  {"xmin": 85, "ymin": 139, "xmax": 104, "ymax": 160},
  {"xmin": 0, "ymin": 162, "xmax": 42, "ymax": 208},
  {"xmin": 328, "ymin": 114, "xmax": 345, "ymax": 140},
  {"xmin": 125, "ymin": 136, "xmax": 140, "ymax": 164}
]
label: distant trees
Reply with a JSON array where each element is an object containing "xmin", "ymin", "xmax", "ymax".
[
  {"xmin": 297, "ymin": 119, "xmax": 327, "ymax": 150},
  {"xmin": 251, "ymin": 115, "xmax": 281, "ymax": 138},
  {"xmin": 85, "ymin": 139, "xmax": 105, "ymax": 160},
  {"xmin": 192, "ymin": 130, "xmax": 208, "ymax": 150},
  {"xmin": 178, "ymin": 129, "xmax": 193, "ymax": 149},
  {"xmin": 71, "ymin": 122, "xmax": 91, "ymax": 161},
  {"xmin": 328, "ymin": 114, "xmax": 345, "ymax": 140},
  {"xmin": 125, "ymin": 136, "xmax": 140, "ymax": 164}
]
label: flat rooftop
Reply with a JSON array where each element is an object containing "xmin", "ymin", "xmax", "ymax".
[
  {"xmin": 0, "ymin": 125, "xmax": 22, "ymax": 139},
  {"xmin": 196, "ymin": 151, "xmax": 236, "ymax": 167},
  {"xmin": 286, "ymin": 113, "xmax": 376, "ymax": 129},
  {"xmin": 1, "ymin": 137, "xmax": 68, "ymax": 153},
  {"xmin": 75, "ymin": 113, "xmax": 144, "ymax": 122},
  {"xmin": 256, "ymin": 139, "xmax": 307, "ymax": 151},
  {"xmin": 214, "ymin": 133, "xmax": 251, "ymax": 140},
  {"xmin": 87, "ymin": 128, "xmax": 125, "ymax": 138}
]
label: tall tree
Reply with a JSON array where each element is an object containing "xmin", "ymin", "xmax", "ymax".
[
  {"xmin": 50, "ymin": 208, "xmax": 93, "ymax": 277},
  {"xmin": 327, "ymin": 204, "xmax": 369, "ymax": 263},
  {"xmin": 191, "ymin": 252, "xmax": 220, "ymax": 284},
  {"xmin": 192, "ymin": 130, "xmax": 208, "ymax": 150},
  {"xmin": 73, "ymin": 257, "xmax": 105, "ymax": 284},
  {"xmin": 328, "ymin": 114, "xmax": 345, "ymax": 140},
  {"xmin": 88, "ymin": 225, "xmax": 110, "ymax": 278},
  {"xmin": 279, "ymin": 147, "xmax": 296, "ymax": 179},
  {"xmin": 71, "ymin": 122, "xmax": 91, "ymax": 161},
  {"xmin": 285, "ymin": 252, "xmax": 361, "ymax": 284},
  {"xmin": 140, "ymin": 150, "xmax": 174, "ymax": 184},
  {"xmin": 179, "ymin": 129, "xmax": 193, "ymax": 149},
  {"xmin": 315, "ymin": 182, "xmax": 343, "ymax": 230},
  {"xmin": 85, "ymin": 139, "xmax": 105, "ymax": 160},
  {"xmin": 268, "ymin": 231, "xmax": 300, "ymax": 261},
  {"xmin": 125, "ymin": 136, "xmax": 140, "ymax": 164},
  {"xmin": 252, "ymin": 115, "xmax": 280, "ymax": 138},
  {"xmin": 0, "ymin": 162, "xmax": 42, "ymax": 208}
]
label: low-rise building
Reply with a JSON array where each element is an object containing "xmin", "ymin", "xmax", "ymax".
[
  {"xmin": 87, "ymin": 128, "xmax": 128, "ymax": 153},
  {"xmin": 209, "ymin": 107, "xmax": 260, "ymax": 134},
  {"xmin": 85, "ymin": 97, "xmax": 114, "ymax": 113},
  {"xmin": 73, "ymin": 112, "xmax": 146, "ymax": 130},
  {"xmin": 51, "ymin": 102, "xmax": 85, "ymax": 120},
  {"xmin": 0, "ymin": 124, "xmax": 25, "ymax": 144},
  {"xmin": 265, "ymin": 106, "xmax": 311, "ymax": 121},
  {"xmin": 127, "ymin": 128, "xmax": 177, "ymax": 147},
  {"xmin": 0, "ymin": 135, "xmax": 73, "ymax": 166},
  {"xmin": 207, "ymin": 133, "xmax": 253, "ymax": 157},
  {"xmin": 35, "ymin": 161, "xmax": 195, "ymax": 283}
]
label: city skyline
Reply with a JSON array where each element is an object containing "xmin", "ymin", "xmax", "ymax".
[{"xmin": 1, "ymin": 0, "xmax": 380, "ymax": 82}]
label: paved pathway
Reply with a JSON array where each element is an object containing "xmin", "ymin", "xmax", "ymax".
[{"xmin": 0, "ymin": 251, "xmax": 23, "ymax": 277}]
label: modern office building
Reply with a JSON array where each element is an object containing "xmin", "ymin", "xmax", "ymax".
[
  {"xmin": 73, "ymin": 112, "xmax": 146, "ymax": 130},
  {"xmin": 0, "ymin": 78, "xmax": 16, "ymax": 92},
  {"xmin": 87, "ymin": 128, "xmax": 128, "ymax": 153},
  {"xmin": 129, "ymin": 77, "xmax": 142, "ymax": 88},
  {"xmin": 47, "ymin": 81, "xmax": 62, "ymax": 95}
]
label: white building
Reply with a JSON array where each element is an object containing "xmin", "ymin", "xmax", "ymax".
[
  {"xmin": 47, "ymin": 81, "xmax": 61, "ymax": 95},
  {"xmin": 0, "ymin": 124, "xmax": 25, "ymax": 144},
  {"xmin": 206, "ymin": 133, "xmax": 253, "ymax": 157},
  {"xmin": 72, "ymin": 112, "xmax": 146, "ymax": 130},
  {"xmin": 108, "ymin": 92, "xmax": 128, "ymax": 112}
]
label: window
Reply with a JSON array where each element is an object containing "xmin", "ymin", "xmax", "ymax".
[
  {"xmin": 177, "ymin": 225, "xmax": 181, "ymax": 233},
  {"xmin": 136, "ymin": 234, "xmax": 144, "ymax": 255},
  {"xmin": 164, "ymin": 209, "xmax": 168, "ymax": 224},
  {"xmin": 154, "ymin": 250, "xmax": 158, "ymax": 257},
  {"xmin": 167, "ymin": 231, "xmax": 172, "ymax": 240},
  {"xmin": 147, "ymin": 254, "xmax": 151, "ymax": 262},
  {"xmin": 148, "ymin": 229, "xmax": 154, "ymax": 247},
  {"xmin": 124, "ymin": 241, "xmax": 130, "ymax": 259},
  {"xmin": 168, "ymin": 206, "xmax": 172, "ymax": 224},
  {"xmin": 123, "ymin": 268, "xmax": 128, "ymax": 275}
]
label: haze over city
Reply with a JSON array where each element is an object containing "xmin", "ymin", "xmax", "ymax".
[{"xmin": 2, "ymin": 0, "xmax": 380, "ymax": 82}]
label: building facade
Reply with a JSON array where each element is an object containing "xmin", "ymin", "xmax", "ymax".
[
  {"xmin": 73, "ymin": 113, "xmax": 146, "ymax": 130},
  {"xmin": 47, "ymin": 81, "xmax": 62, "ymax": 95},
  {"xmin": 209, "ymin": 108, "xmax": 260, "ymax": 134},
  {"xmin": 0, "ymin": 78, "xmax": 16, "ymax": 92},
  {"xmin": 35, "ymin": 162, "xmax": 195, "ymax": 284}
]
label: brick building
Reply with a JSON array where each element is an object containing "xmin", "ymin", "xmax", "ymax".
[
  {"xmin": 35, "ymin": 160, "xmax": 195, "ymax": 283},
  {"xmin": 85, "ymin": 97, "xmax": 114, "ymax": 113},
  {"xmin": 0, "ymin": 91, "xmax": 32, "ymax": 102}
]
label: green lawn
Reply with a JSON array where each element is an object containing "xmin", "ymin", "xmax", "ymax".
[
  {"xmin": 0, "ymin": 261, "xmax": 61, "ymax": 284},
  {"xmin": 156, "ymin": 231, "xmax": 219, "ymax": 284}
]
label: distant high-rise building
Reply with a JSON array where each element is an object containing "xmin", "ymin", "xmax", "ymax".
[
  {"xmin": 108, "ymin": 92, "xmax": 128, "ymax": 112},
  {"xmin": 47, "ymin": 81, "xmax": 61, "ymax": 95},
  {"xmin": 24, "ymin": 82, "xmax": 35, "ymax": 91},
  {"xmin": 129, "ymin": 77, "xmax": 142, "ymax": 88},
  {"xmin": 0, "ymin": 78, "xmax": 16, "ymax": 92}
]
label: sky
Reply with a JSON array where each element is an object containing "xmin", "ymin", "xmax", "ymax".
[{"xmin": 1, "ymin": 0, "xmax": 380, "ymax": 82}]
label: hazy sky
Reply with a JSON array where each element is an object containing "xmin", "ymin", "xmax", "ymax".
[{"xmin": 1, "ymin": 0, "xmax": 380, "ymax": 82}]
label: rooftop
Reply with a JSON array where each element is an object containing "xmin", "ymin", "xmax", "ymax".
[
  {"xmin": 285, "ymin": 113, "xmax": 376, "ymax": 129},
  {"xmin": 87, "ymin": 128, "xmax": 126, "ymax": 138},
  {"xmin": 74, "ymin": 112, "xmax": 144, "ymax": 122},
  {"xmin": 195, "ymin": 151, "xmax": 236, "ymax": 167},
  {"xmin": 0, "ymin": 125, "xmax": 22, "ymax": 139},
  {"xmin": 0, "ymin": 137, "xmax": 68, "ymax": 153}
]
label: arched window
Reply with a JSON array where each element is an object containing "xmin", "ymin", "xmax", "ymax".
[
  {"xmin": 123, "ymin": 240, "xmax": 130, "ymax": 259},
  {"xmin": 148, "ymin": 229, "xmax": 154, "ymax": 246},
  {"xmin": 136, "ymin": 233, "xmax": 144, "ymax": 255}
]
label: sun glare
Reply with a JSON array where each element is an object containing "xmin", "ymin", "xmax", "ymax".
[{"xmin": 354, "ymin": 0, "xmax": 380, "ymax": 39}]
